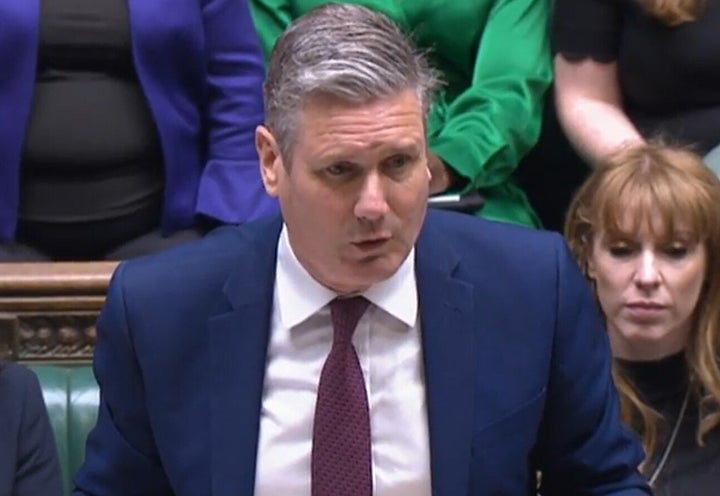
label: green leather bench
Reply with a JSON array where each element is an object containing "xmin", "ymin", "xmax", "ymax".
[
  {"xmin": 0, "ymin": 262, "xmax": 110, "ymax": 493},
  {"xmin": 31, "ymin": 365, "xmax": 99, "ymax": 495}
]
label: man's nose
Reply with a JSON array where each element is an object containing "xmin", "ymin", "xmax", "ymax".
[{"xmin": 354, "ymin": 172, "xmax": 389, "ymax": 221}]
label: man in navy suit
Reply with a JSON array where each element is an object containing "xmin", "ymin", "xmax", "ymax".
[
  {"xmin": 0, "ymin": 362, "xmax": 63, "ymax": 496},
  {"xmin": 73, "ymin": 4, "xmax": 650, "ymax": 495}
]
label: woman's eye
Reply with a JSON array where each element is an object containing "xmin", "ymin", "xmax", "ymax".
[
  {"xmin": 608, "ymin": 244, "xmax": 634, "ymax": 257},
  {"xmin": 664, "ymin": 244, "xmax": 689, "ymax": 259}
]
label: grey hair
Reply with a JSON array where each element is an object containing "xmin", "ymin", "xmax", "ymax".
[{"xmin": 263, "ymin": 3, "xmax": 441, "ymax": 161}]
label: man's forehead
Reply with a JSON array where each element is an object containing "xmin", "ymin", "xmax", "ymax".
[
  {"xmin": 311, "ymin": 139, "xmax": 426, "ymax": 161},
  {"xmin": 300, "ymin": 89, "xmax": 423, "ymax": 118},
  {"xmin": 293, "ymin": 92, "xmax": 426, "ymax": 151}
]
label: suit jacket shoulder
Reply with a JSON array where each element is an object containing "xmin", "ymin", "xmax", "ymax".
[
  {"xmin": 118, "ymin": 216, "xmax": 282, "ymax": 309},
  {"xmin": 416, "ymin": 210, "xmax": 648, "ymax": 494},
  {"xmin": 0, "ymin": 362, "xmax": 63, "ymax": 496},
  {"xmin": 420, "ymin": 209, "xmax": 565, "ymax": 288}
]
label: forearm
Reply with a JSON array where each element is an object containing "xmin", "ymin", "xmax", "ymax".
[
  {"xmin": 199, "ymin": 0, "xmax": 273, "ymax": 223},
  {"xmin": 433, "ymin": 0, "xmax": 552, "ymax": 190},
  {"xmin": 555, "ymin": 90, "xmax": 644, "ymax": 166},
  {"xmin": 554, "ymin": 55, "xmax": 644, "ymax": 166}
]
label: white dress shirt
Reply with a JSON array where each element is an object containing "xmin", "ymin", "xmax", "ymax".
[{"xmin": 254, "ymin": 226, "xmax": 432, "ymax": 496}]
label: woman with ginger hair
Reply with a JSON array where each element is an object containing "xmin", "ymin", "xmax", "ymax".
[{"xmin": 564, "ymin": 143, "xmax": 720, "ymax": 494}]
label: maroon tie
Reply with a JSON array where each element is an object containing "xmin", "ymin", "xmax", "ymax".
[{"xmin": 311, "ymin": 296, "xmax": 373, "ymax": 496}]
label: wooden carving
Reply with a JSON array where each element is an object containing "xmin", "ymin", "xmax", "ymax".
[{"xmin": 0, "ymin": 262, "xmax": 117, "ymax": 363}]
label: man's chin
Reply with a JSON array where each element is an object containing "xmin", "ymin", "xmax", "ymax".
[{"xmin": 326, "ymin": 266, "xmax": 399, "ymax": 295}]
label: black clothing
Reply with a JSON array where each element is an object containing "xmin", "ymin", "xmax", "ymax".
[
  {"xmin": 18, "ymin": 0, "xmax": 165, "ymax": 257},
  {"xmin": 618, "ymin": 353, "xmax": 720, "ymax": 495},
  {"xmin": 0, "ymin": 225, "xmax": 205, "ymax": 261},
  {"xmin": 553, "ymin": 0, "xmax": 720, "ymax": 154}
]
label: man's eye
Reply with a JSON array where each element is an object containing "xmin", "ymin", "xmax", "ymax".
[
  {"xmin": 386, "ymin": 154, "xmax": 410, "ymax": 169},
  {"xmin": 325, "ymin": 162, "xmax": 355, "ymax": 176}
]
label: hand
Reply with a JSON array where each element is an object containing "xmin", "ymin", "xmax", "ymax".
[{"xmin": 428, "ymin": 152, "xmax": 458, "ymax": 195}]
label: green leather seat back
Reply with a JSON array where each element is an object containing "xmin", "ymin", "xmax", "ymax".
[
  {"xmin": 68, "ymin": 367, "xmax": 98, "ymax": 487},
  {"xmin": 31, "ymin": 365, "xmax": 99, "ymax": 495},
  {"xmin": 32, "ymin": 366, "xmax": 70, "ymax": 493}
]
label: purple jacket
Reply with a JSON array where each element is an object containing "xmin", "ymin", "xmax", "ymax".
[{"xmin": 0, "ymin": 0, "xmax": 277, "ymax": 241}]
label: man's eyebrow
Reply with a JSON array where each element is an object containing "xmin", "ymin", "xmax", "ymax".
[
  {"xmin": 316, "ymin": 155, "xmax": 362, "ymax": 166},
  {"xmin": 387, "ymin": 143, "xmax": 422, "ymax": 154},
  {"xmin": 369, "ymin": 142, "xmax": 424, "ymax": 159}
]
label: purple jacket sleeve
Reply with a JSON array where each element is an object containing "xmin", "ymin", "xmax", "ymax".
[{"xmin": 195, "ymin": 0, "xmax": 278, "ymax": 224}]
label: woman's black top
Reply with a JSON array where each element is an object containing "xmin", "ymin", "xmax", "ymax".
[
  {"xmin": 553, "ymin": 0, "xmax": 720, "ymax": 154},
  {"xmin": 19, "ymin": 0, "xmax": 164, "ymax": 255},
  {"xmin": 618, "ymin": 352, "xmax": 720, "ymax": 495}
]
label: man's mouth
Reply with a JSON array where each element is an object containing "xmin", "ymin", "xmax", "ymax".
[{"xmin": 352, "ymin": 237, "xmax": 390, "ymax": 251}]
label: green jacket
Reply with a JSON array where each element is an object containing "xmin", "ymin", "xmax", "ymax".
[{"xmin": 251, "ymin": 0, "xmax": 552, "ymax": 227}]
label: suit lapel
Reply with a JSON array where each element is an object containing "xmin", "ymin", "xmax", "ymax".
[
  {"xmin": 416, "ymin": 220, "xmax": 476, "ymax": 496},
  {"xmin": 208, "ymin": 218, "xmax": 282, "ymax": 496},
  {"xmin": 206, "ymin": 214, "xmax": 478, "ymax": 495}
]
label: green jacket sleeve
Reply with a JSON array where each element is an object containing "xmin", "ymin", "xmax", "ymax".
[
  {"xmin": 430, "ymin": 0, "xmax": 552, "ymax": 192},
  {"xmin": 249, "ymin": 0, "xmax": 294, "ymax": 61}
]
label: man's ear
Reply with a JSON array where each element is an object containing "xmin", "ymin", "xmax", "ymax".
[
  {"xmin": 425, "ymin": 149, "xmax": 432, "ymax": 182},
  {"xmin": 256, "ymin": 125, "xmax": 284, "ymax": 197}
]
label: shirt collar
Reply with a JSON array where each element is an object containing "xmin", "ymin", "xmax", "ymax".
[{"xmin": 275, "ymin": 225, "xmax": 418, "ymax": 330}]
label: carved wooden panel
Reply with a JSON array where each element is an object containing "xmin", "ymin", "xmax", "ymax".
[{"xmin": 0, "ymin": 262, "xmax": 117, "ymax": 363}]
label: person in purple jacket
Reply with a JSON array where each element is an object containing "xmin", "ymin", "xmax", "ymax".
[{"xmin": 0, "ymin": 0, "xmax": 277, "ymax": 261}]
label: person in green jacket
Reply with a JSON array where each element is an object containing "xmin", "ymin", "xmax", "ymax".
[{"xmin": 250, "ymin": 0, "xmax": 552, "ymax": 227}]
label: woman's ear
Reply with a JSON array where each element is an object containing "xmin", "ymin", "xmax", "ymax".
[{"xmin": 586, "ymin": 249, "xmax": 597, "ymax": 280}]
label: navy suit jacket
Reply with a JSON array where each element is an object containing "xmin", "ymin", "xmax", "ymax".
[
  {"xmin": 0, "ymin": 0, "xmax": 277, "ymax": 241},
  {"xmin": 73, "ymin": 210, "xmax": 650, "ymax": 495},
  {"xmin": 0, "ymin": 362, "xmax": 63, "ymax": 496}
]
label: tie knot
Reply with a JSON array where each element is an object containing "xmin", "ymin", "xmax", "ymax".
[{"xmin": 330, "ymin": 296, "xmax": 370, "ymax": 344}]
